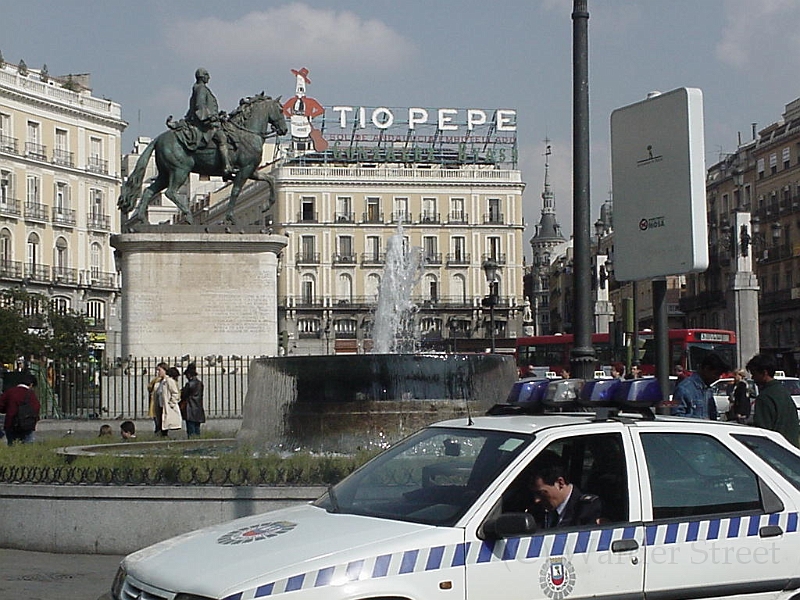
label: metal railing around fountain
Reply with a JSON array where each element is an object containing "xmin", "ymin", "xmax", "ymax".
[{"xmin": 32, "ymin": 356, "xmax": 251, "ymax": 420}]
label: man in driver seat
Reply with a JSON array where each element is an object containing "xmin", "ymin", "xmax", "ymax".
[{"xmin": 527, "ymin": 451, "xmax": 602, "ymax": 528}]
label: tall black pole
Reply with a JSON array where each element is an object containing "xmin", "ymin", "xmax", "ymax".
[{"xmin": 570, "ymin": 0, "xmax": 596, "ymax": 379}]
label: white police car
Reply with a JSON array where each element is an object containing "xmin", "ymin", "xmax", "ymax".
[{"xmin": 103, "ymin": 378, "xmax": 800, "ymax": 600}]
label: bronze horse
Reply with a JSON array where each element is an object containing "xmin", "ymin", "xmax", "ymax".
[{"xmin": 118, "ymin": 93, "xmax": 288, "ymax": 229}]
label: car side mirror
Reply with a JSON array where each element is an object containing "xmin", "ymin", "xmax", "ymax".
[{"xmin": 482, "ymin": 512, "xmax": 538, "ymax": 539}]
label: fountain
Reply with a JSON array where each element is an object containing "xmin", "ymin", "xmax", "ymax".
[{"xmin": 238, "ymin": 228, "xmax": 517, "ymax": 452}]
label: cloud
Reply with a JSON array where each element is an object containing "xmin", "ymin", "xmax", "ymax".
[
  {"xmin": 717, "ymin": 0, "xmax": 800, "ymax": 69},
  {"xmin": 165, "ymin": 3, "xmax": 417, "ymax": 72}
]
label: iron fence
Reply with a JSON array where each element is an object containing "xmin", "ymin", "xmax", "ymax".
[{"xmin": 32, "ymin": 355, "xmax": 251, "ymax": 420}]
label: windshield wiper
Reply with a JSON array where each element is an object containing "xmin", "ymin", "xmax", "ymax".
[{"xmin": 327, "ymin": 484, "xmax": 340, "ymax": 513}]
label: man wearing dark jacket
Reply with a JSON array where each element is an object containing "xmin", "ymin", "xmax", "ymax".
[
  {"xmin": 528, "ymin": 450, "xmax": 602, "ymax": 528},
  {"xmin": 0, "ymin": 371, "xmax": 40, "ymax": 445},
  {"xmin": 747, "ymin": 354, "xmax": 799, "ymax": 447},
  {"xmin": 181, "ymin": 363, "xmax": 206, "ymax": 438}
]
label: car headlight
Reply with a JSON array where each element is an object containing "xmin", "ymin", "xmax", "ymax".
[{"xmin": 110, "ymin": 566, "xmax": 126, "ymax": 599}]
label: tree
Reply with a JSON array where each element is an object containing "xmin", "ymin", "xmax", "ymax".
[
  {"xmin": 48, "ymin": 307, "xmax": 90, "ymax": 362},
  {"xmin": 0, "ymin": 289, "xmax": 90, "ymax": 365}
]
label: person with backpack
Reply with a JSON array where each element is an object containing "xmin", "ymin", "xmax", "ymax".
[{"xmin": 0, "ymin": 371, "xmax": 40, "ymax": 444}]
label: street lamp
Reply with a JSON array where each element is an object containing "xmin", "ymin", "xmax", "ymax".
[
  {"xmin": 482, "ymin": 258, "xmax": 500, "ymax": 353},
  {"xmin": 750, "ymin": 215, "xmax": 782, "ymax": 259}
]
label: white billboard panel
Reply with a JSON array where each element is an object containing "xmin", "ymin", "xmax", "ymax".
[{"xmin": 610, "ymin": 88, "xmax": 708, "ymax": 281}]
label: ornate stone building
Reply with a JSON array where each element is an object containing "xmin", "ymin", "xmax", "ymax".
[
  {"xmin": 680, "ymin": 98, "xmax": 800, "ymax": 373},
  {"xmin": 199, "ymin": 103, "xmax": 527, "ymax": 355},
  {"xmin": 0, "ymin": 60, "xmax": 126, "ymax": 360},
  {"xmin": 526, "ymin": 143, "xmax": 567, "ymax": 335}
]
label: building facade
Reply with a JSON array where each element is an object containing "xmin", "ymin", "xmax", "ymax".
[
  {"xmin": 0, "ymin": 60, "xmax": 126, "ymax": 360},
  {"xmin": 680, "ymin": 98, "xmax": 800, "ymax": 373},
  {"xmin": 199, "ymin": 98, "xmax": 527, "ymax": 355}
]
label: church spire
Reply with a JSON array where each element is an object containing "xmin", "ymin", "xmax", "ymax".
[
  {"xmin": 530, "ymin": 139, "xmax": 564, "ymax": 243},
  {"xmin": 541, "ymin": 139, "xmax": 555, "ymax": 216}
]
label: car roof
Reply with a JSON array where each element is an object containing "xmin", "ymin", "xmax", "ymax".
[{"xmin": 429, "ymin": 413, "xmax": 734, "ymax": 435}]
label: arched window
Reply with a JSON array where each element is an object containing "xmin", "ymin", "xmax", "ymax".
[
  {"xmin": 86, "ymin": 300, "xmax": 105, "ymax": 326},
  {"xmin": 301, "ymin": 274, "xmax": 315, "ymax": 305},
  {"xmin": 366, "ymin": 273, "xmax": 381, "ymax": 300},
  {"xmin": 451, "ymin": 273, "xmax": 466, "ymax": 303},
  {"xmin": 337, "ymin": 273, "xmax": 353, "ymax": 302},
  {"xmin": 54, "ymin": 237, "xmax": 68, "ymax": 271},
  {"xmin": 50, "ymin": 296, "xmax": 70, "ymax": 314},
  {"xmin": 0, "ymin": 228, "xmax": 11, "ymax": 264},
  {"xmin": 90, "ymin": 242, "xmax": 102, "ymax": 277},
  {"xmin": 27, "ymin": 232, "xmax": 40, "ymax": 266},
  {"xmin": 424, "ymin": 274, "xmax": 438, "ymax": 302}
]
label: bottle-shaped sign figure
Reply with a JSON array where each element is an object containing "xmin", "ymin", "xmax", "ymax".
[{"xmin": 282, "ymin": 67, "xmax": 327, "ymax": 152}]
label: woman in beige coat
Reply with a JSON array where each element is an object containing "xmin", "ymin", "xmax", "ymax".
[{"xmin": 154, "ymin": 364, "xmax": 182, "ymax": 435}]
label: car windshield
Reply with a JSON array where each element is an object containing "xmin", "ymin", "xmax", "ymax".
[
  {"xmin": 778, "ymin": 379, "xmax": 800, "ymax": 396},
  {"xmin": 314, "ymin": 426, "xmax": 533, "ymax": 526}
]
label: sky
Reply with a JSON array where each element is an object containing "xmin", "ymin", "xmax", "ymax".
[{"xmin": 3, "ymin": 0, "xmax": 800, "ymax": 258}]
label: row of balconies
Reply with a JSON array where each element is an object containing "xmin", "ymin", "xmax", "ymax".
[
  {"xmin": 297, "ymin": 252, "xmax": 506, "ymax": 267},
  {"xmin": 284, "ymin": 295, "xmax": 516, "ymax": 309},
  {"xmin": 296, "ymin": 211, "xmax": 504, "ymax": 225},
  {"xmin": 0, "ymin": 135, "xmax": 109, "ymax": 175},
  {"xmin": 0, "ymin": 260, "xmax": 118, "ymax": 289},
  {"xmin": 0, "ymin": 198, "xmax": 110, "ymax": 230}
]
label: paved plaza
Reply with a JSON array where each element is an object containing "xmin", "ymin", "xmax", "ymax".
[{"xmin": 0, "ymin": 548, "xmax": 122, "ymax": 599}]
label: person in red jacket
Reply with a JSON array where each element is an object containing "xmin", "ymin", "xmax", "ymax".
[{"xmin": 0, "ymin": 371, "xmax": 40, "ymax": 445}]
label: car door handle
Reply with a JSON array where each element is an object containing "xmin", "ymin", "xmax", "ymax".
[
  {"xmin": 759, "ymin": 525, "xmax": 783, "ymax": 538},
  {"xmin": 611, "ymin": 539, "xmax": 640, "ymax": 552}
]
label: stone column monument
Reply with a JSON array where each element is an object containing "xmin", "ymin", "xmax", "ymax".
[
  {"xmin": 111, "ymin": 229, "xmax": 287, "ymax": 357},
  {"xmin": 728, "ymin": 211, "xmax": 760, "ymax": 369}
]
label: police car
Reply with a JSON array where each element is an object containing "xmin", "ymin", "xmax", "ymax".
[{"xmin": 103, "ymin": 378, "xmax": 800, "ymax": 600}]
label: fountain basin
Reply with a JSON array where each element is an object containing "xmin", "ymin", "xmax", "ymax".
[{"xmin": 238, "ymin": 353, "xmax": 517, "ymax": 452}]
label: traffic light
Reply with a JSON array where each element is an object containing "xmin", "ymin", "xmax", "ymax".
[
  {"xmin": 637, "ymin": 337, "xmax": 647, "ymax": 360},
  {"xmin": 279, "ymin": 330, "xmax": 289, "ymax": 352}
]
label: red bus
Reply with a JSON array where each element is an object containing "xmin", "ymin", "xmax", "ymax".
[{"xmin": 515, "ymin": 329, "xmax": 737, "ymax": 377}]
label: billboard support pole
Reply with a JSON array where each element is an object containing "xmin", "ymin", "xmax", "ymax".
[{"xmin": 570, "ymin": 0, "xmax": 597, "ymax": 380}]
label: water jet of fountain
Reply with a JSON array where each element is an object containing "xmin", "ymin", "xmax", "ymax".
[{"xmin": 372, "ymin": 227, "xmax": 422, "ymax": 354}]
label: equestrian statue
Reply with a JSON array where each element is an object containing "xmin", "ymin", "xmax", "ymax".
[{"xmin": 118, "ymin": 68, "xmax": 288, "ymax": 230}]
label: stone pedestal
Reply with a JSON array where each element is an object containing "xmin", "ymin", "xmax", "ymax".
[{"xmin": 111, "ymin": 230, "xmax": 287, "ymax": 358}]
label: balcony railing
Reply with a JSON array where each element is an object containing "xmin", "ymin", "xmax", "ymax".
[
  {"xmin": 446, "ymin": 253, "xmax": 471, "ymax": 266},
  {"xmin": 87, "ymin": 156, "xmax": 108, "ymax": 175},
  {"xmin": 296, "ymin": 252, "xmax": 320, "ymax": 265},
  {"xmin": 760, "ymin": 245, "xmax": 794, "ymax": 264},
  {"xmin": 334, "ymin": 212, "xmax": 354, "ymax": 223},
  {"xmin": 390, "ymin": 211, "xmax": 411, "ymax": 224},
  {"xmin": 362, "ymin": 211, "xmax": 384, "ymax": 223},
  {"xmin": 481, "ymin": 253, "xmax": 507, "ymax": 265},
  {"xmin": 282, "ymin": 295, "xmax": 492, "ymax": 309},
  {"xmin": 448, "ymin": 211, "xmax": 468, "ymax": 224},
  {"xmin": 420, "ymin": 212, "xmax": 440, "ymax": 224},
  {"xmin": 483, "ymin": 212, "xmax": 504, "ymax": 224},
  {"xmin": 87, "ymin": 212, "xmax": 110, "ymax": 230},
  {"xmin": 25, "ymin": 142, "xmax": 47, "ymax": 161},
  {"xmin": 25, "ymin": 262, "xmax": 50, "ymax": 281},
  {"xmin": 0, "ymin": 197, "xmax": 21, "ymax": 218},
  {"xmin": 297, "ymin": 211, "xmax": 318, "ymax": 223},
  {"xmin": 333, "ymin": 253, "xmax": 357, "ymax": 265},
  {"xmin": 361, "ymin": 252, "xmax": 386, "ymax": 265},
  {"xmin": 24, "ymin": 201, "xmax": 48, "ymax": 222},
  {"xmin": 422, "ymin": 253, "xmax": 442, "ymax": 265},
  {"xmin": 0, "ymin": 260, "xmax": 22, "ymax": 279},
  {"xmin": 0, "ymin": 135, "xmax": 18, "ymax": 154},
  {"xmin": 678, "ymin": 290, "xmax": 726, "ymax": 313},
  {"xmin": 52, "ymin": 207, "xmax": 76, "ymax": 227},
  {"xmin": 52, "ymin": 148, "xmax": 75, "ymax": 167},
  {"xmin": 52, "ymin": 266, "xmax": 78, "ymax": 285},
  {"xmin": 88, "ymin": 270, "xmax": 117, "ymax": 288}
]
